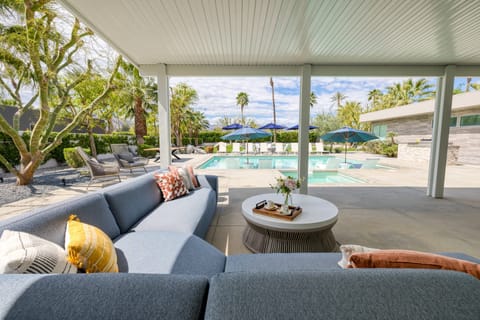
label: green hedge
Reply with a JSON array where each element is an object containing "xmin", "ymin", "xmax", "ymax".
[{"xmin": 0, "ymin": 132, "xmax": 159, "ymax": 169}]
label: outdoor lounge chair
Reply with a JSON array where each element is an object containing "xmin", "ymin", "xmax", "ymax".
[
  {"xmin": 110, "ymin": 143, "xmax": 149, "ymax": 173},
  {"xmin": 232, "ymin": 143, "xmax": 241, "ymax": 153},
  {"xmin": 76, "ymin": 147, "xmax": 121, "ymax": 189},
  {"xmin": 315, "ymin": 157, "xmax": 341, "ymax": 170},
  {"xmin": 217, "ymin": 142, "xmax": 227, "ymax": 153}
]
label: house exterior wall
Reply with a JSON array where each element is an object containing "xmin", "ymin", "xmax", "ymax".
[{"xmin": 369, "ymin": 106, "xmax": 480, "ymax": 165}]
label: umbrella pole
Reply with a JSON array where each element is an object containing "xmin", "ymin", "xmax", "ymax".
[{"xmin": 344, "ymin": 143, "xmax": 347, "ymax": 163}]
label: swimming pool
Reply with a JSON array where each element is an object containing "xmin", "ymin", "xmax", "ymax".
[
  {"xmin": 198, "ymin": 155, "xmax": 369, "ymax": 170},
  {"xmin": 280, "ymin": 170, "xmax": 365, "ymax": 184}
]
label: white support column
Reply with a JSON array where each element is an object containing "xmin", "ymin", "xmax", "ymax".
[
  {"xmin": 298, "ymin": 64, "xmax": 311, "ymax": 195},
  {"xmin": 156, "ymin": 64, "xmax": 172, "ymax": 168},
  {"xmin": 429, "ymin": 65, "xmax": 456, "ymax": 198},
  {"xmin": 427, "ymin": 77, "xmax": 443, "ymax": 196}
]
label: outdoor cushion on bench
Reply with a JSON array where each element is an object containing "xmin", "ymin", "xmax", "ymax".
[
  {"xmin": 0, "ymin": 273, "xmax": 208, "ymax": 320},
  {"xmin": 114, "ymin": 231, "xmax": 225, "ymax": 276}
]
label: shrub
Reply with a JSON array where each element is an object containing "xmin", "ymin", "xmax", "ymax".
[
  {"xmin": 334, "ymin": 147, "xmax": 343, "ymax": 153},
  {"xmin": 63, "ymin": 148, "xmax": 85, "ymax": 168}
]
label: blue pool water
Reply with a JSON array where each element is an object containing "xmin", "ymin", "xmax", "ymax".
[
  {"xmin": 198, "ymin": 155, "xmax": 366, "ymax": 170},
  {"xmin": 280, "ymin": 170, "xmax": 365, "ymax": 184}
]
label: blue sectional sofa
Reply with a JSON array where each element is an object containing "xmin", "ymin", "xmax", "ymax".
[{"xmin": 0, "ymin": 172, "xmax": 479, "ymax": 319}]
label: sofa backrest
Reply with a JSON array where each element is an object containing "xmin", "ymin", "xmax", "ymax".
[
  {"xmin": 102, "ymin": 172, "xmax": 164, "ymax": 233},
  {"xmin": 205, "ymin": 269, "xmax": 480, "ymax": 320},
  {"xmin": 0, "ymin": 193, "xmax": 120, "ymax": 246},
  {"xmin": 0, "ymin": 273, "xmax": 208, "ymax": 320}
]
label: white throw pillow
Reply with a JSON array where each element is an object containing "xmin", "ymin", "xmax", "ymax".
[
  {"xmin": 0, "ymin": 230, "xmax": 77, "ymax": 274},
  {"xmin": 178, "ymin": 167, "xmax": 194, "ymax": 191},
  {"xmin": 338, "ymin": 244, "xmax": 379, "ymax": 269}
]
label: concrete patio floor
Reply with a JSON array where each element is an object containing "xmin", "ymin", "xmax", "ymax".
[{"xmin": 1, "ymin": 153, "xmax": 479, "ymax": 258}]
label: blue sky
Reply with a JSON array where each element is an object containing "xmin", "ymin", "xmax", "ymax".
[{"xmin": 170, "ymin": 76, "xmax": 477, "ymax": 128}]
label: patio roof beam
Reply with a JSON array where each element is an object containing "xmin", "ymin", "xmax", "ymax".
[
  {"xmin": 428, "ymin": 65, "xmax": 456, "ymax": 198},
  {"xmin": 140, "ymin": 64, "xmax": 480, "ymax": 78},
  {"xmin": 298, "ymin": 64, "xmax": 312, "ymax": 195},
  {"xmin": 148, "ymin": 64, "xmax": 171, "ymax": 168}
]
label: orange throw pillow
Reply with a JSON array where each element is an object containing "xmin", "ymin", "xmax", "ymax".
[
  {"xmin": 154, "ymin": 171, "xmax": 188, "ymax": 201},
  {"xmin": 349, "ymin": 250, "xmax": 480, "ymax": 279}
]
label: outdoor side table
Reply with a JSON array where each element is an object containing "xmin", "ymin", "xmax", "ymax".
[{"xmin": 241, "ymin": 193, "xmax": 339, "ymax": 253}]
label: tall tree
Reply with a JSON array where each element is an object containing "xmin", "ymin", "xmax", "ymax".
[
  {"xmin": 337, "ymin": 101, "xmax": 362, "ymax": 129},
  {"xmin": 367, "ymin": 89, "xmax": 383, "ymax": 111},
  {"xmin": 170, "ymin": 83, "xmax": 198, "ymax": 147},
  {"xmin": 330, "ymin": 92, "xmax": 346, "ymax": 111},
  {"xmin": 310, "ymin": 92, "xmax": 317, "ymax": 108},
  {"xmin": 269, "ymin": 77, "xmax": 277, "ymax": 142},
  {"xmin": 116, "ymin": 61, "xmax": 156, "ymax": 144},
  {"xmin": 236, "ymin": 92, "xmax": 249, "ymax": 125},
  {"xmin": 0, "ymin": 0, "xmax": 120, "ymax": 185}
]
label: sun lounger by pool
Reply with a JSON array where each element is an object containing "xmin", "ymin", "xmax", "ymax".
[
  {"xmin": 290, "ymin": 143, "xmax": 298, "ymax": 153},
  {"xmin": 217, "ymin": 142, "xmax": 227, "ymax": 153},
  {"xmin": 259, "ymin": 143, "xmax": 269, "ymax": 153},
  {"xmin": 315, "ymin": 157, "xmax": 341, "ymax": 170},
  {"xmin": 363, "ymin": 158, "xmax": 379, "ymax": 168},
  {"xmin": 232, "ymin": 143, "xmax": 241, "ymax": 153}
]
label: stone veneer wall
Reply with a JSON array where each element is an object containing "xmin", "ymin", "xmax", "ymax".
[
  {"xmin": 398, "ymin": 142, "xmax": 459, "ymax": 165},
  {"xmin": 371, "ymin": 107, "xmax": 480, "ymax": 165}
]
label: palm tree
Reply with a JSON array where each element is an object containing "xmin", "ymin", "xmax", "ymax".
[
  {"xmin": 170, "ymin": 83, "xmax": 198, "ymax": 147},
  {"xmin": 367, "ymin": 89, "xmax": 382, "ymax": 111},
  {"xmin": 236, "ymin": 92, "xmax": 249, "ymax": 125},
  {"xmin": 310, "ymin": 92, "xmax": 317, "ymax": 108},
  {"xmin": 117, "ymin": 62, "xmax": 156, "ymax": 145},
  {"xmin": 270, "ymin": 77, "xmax": 278, "ymax": 142},
  {"xmin": 330, "ymin": 92, "xmax": 346, "ymax": 111}
]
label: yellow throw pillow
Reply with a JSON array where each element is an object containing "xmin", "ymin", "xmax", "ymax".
[{"xmin": 65, "ymin": 215, "xmax": 118, "ymax": 273}]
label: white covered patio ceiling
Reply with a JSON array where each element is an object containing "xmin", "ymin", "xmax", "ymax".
[{"xmin": 59, "ymin": 0, "xmax": 480, "ymax": 75}]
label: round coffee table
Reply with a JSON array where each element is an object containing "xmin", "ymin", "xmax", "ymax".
[{"xmin": 241, "ymin": 193, "xmax": 339, "ymax": 253}]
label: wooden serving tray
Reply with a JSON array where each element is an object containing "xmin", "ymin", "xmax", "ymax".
[{"xmin": 252, "ymin": 203, "xmax": 302, "ymax": 221}]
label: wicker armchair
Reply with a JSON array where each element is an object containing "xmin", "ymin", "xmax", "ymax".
[{"xmin": 76, "ymin": 147, "xmax": 121, "ymax": 188}]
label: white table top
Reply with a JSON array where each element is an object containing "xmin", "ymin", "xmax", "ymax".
[{"xmin": 242, "ymin": 193, "xmax": 338, "ymax": 232}]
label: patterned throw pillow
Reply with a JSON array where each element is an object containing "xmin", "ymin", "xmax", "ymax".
[
  {"xmin": 65, "ymin": 215, "xmax": 118, "ymax": 273},
  {"xmin": 0, "ymin": 230, "xmax": 77, "ymax": 274},
  {"xmin": 154, "ymin": 171, "xmax": 188, "ymax": 201}
]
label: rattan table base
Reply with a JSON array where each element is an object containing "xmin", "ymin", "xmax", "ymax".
[{"xmin": 242, "ymin": 221, "xmax": 339, "ymax": 253}]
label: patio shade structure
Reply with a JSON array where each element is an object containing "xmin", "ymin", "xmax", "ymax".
[
  {"xmin": 321, "ymin": 126, "xmax": 378, "ymax": 163},
  {"xmin": 221, "ymin": 127, "xmax": 271, "ymax": 156},
  {"xmin": 222, "ymin": 123, "xmax": 243, "ymax": 130},
  {"xmin": 57, "ymin": 0, "xmax": 480, "ymax": 198},
  {"xmin": 287, "ymin": 124, "xmax": 318, "ymax": 130}
]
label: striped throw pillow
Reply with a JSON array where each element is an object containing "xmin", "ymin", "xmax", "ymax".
[
  {"xmin": 65, "ymin": 215, "xmax": 118, "ymax": 273},
  {"xmin": 0, "ymin": 230, "xmax": 77, "ymax": 274}
]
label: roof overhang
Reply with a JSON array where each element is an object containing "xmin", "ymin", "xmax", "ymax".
[
  {"xmin": 360, "ymin": 91, "xmax": 480, "ymax": 123},
  {"xmin": 57, "ymin": 0, "xmax": 480, "ymax": 77}
]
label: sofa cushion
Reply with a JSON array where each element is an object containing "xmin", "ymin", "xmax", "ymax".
[
  {"xmin": 225, "ymin": 253, "xmax": 342, "ymax": 272},
  {"xmin": 113, "ymin": 231, "xmax": 225, "ymax": 277},
  {"xmin": 349, "ymin": 249, "xmax": 480, "ymax": 279},
  {"xmin": 0, "ymin": 193, "xmax": 120, "ymax": 246},
  {"xmin": 103, "ymin": 172, "xmax": 164, "ymax": 233},
  {"xmin": 65, "ymin": 215, "xmax": 118, "ymax": 273},
  {"xmin": 132, "ymin": 187, "xmax": 216, "ymax": 238},
  {"xmin": 0, "ymin": 273, "xmax": 208, "ymax": 320},
  {"xmin": 0, "ymin": 230, "xmax": 77, "ymax": 274},
  {"xmin": 205, "ymin": 270, "xmax": 480, "ymax": 320}
]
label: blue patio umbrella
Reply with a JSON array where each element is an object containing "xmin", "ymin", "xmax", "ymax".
[
  {"xmin": 286, "ymin": 124, "xmax": 319, "ymax": 130},
  {"xmin": 221, "ymin": 127, "xmax": 271, "ymax": 156},
  {"xmin": 259, "ymin": 122, "xmax": 286, "ymax": 130},
  {"xmin": 320, "ymin": 126, "xmax": 379, "ymax": 163},
  {"xmin": 222, "ymin": 123, "xmax": 243, "ymax": 130}
]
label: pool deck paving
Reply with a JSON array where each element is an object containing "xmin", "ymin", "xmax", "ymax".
[{"xmin": 1, "ymin": 152, "xmax": 479, "ymax": 258}]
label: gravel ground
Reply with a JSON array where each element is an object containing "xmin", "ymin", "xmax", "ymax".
[{"xmin": 0, "ymin": 167, "xmax": 90, "ymax": 206}]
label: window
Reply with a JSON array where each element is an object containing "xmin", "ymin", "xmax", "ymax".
[
  {"xmin": 449, "ymin": 117, "xmax": 457, "ymax": 127},
  {"xmin": 372, "ymin": 124, "xmax": 387, "ymax": 139},
  {"xmin": 460, "ymin": 114, "xmax": 480, "ymax": 127}
]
